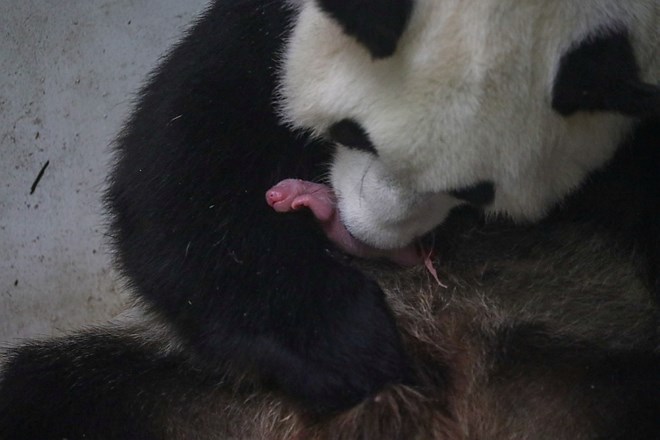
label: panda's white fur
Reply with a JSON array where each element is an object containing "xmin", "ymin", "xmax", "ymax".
[{"xmin": 280, "ymin": 0, "xmax": 659, "ymax": 248}]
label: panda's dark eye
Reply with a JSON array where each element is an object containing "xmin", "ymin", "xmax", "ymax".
[
  {"xmin": 328, "ymin": 119, "xmax": 378, "ymax": 155},
  {"xmin": 449, "ymin": 181, "xmax": 495, "ymax": 206}
]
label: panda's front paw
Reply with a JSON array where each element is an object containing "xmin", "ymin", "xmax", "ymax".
[{"xmin": 261, "ymin": 270, "xmax": 414, "ymax": 414}]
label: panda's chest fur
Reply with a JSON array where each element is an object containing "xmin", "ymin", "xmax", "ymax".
[{"xmin": 277, "ymin": 0, "xmax": 657, "ymax": 249}]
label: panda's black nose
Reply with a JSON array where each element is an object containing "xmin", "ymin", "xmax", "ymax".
[{"xmin": 328, "ymin": 119, "xmax": 378, "ymax": 155}]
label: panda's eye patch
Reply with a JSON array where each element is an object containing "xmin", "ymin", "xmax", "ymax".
[
  {"xmin": 328, "ymin": 119, "xmax": 378, "ymax": 155},
  {"xmin": 449, "ymin": 181, "xmax": 495, "ymax": 206}
]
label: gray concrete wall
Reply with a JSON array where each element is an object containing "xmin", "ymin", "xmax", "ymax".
[{"xmin": 1, "ymin": 0, "xmax": 210, "ymax": 344}]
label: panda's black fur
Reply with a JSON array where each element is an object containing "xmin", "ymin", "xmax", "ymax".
[
  {"xmin": 1, "ymin": 1, "xmax": 659, "ymax": 438},
  {"xmin": 105, "ymin": 0, "xmax": 411, "ymax": 414}
]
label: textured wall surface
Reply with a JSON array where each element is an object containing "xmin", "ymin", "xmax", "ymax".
[{"xmin": 0, "ymin": 0, "xmax": 210, "ymax": 344}]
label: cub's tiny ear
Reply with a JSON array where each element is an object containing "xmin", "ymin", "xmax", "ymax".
[
  {"xmin": 552, "ymin": 29, "xmax": 660, "ymax": 120},
  {"xmin": 315, "ymin": 0, "xmax": 414, "ymax": 58}
]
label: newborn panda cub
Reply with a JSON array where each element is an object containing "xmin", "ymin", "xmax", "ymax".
[{"xmin": 266, "ymin": 179, "xmax": 422, "ymax": 265}]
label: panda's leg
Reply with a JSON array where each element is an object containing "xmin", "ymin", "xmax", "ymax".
[
  {"xmin": 111, "ymin": 155, "xmax": 415, "ymax": 414},
  {"xmin": 0, "ymin": 330, "xmax": 216, "ymax": 440},
  {"xmin": 107, "ymin": 0, "xmax": 416, "ymax": 415}
]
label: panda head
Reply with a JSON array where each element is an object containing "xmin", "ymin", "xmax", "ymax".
[{"xmin": 279, "ymin": 0, "xmax": 659, "ymax": 249}]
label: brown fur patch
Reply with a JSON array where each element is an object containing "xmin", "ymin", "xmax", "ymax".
[{"xmin": 158, "ymin": 219, "xmax": 657, "ymax": 439}]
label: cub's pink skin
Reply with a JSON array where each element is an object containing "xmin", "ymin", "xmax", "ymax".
[{"xmin": 266, "ymin": 179, "xmax": 423, "ymax": 266}]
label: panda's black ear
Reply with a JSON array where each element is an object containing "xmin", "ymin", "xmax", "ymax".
[
  {"xmin": 315, "ymin": 0, "xmax": 414, "ymax": 58},
  {"xmin": 552, "ymin": 29, "xmax": 660, "ymax": 120}
]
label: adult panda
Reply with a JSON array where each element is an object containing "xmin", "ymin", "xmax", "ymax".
[{"xmin": 0, "ymin": 0, "xmax": 658, "ymax": 438}]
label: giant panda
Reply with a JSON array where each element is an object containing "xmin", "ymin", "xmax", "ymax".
[{"xmin": 1, "ymin": 0, "xmax": 659, "ymax": 439}]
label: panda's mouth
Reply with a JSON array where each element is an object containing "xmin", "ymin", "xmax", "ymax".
[{"xmin": 266, "ymin": 178, "xmax": 423, "ymax": 266}]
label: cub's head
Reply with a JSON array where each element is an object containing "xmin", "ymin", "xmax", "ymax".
[{"xmin": 279, "ymin": 0, "xmax": 659, "ymax": 249}]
